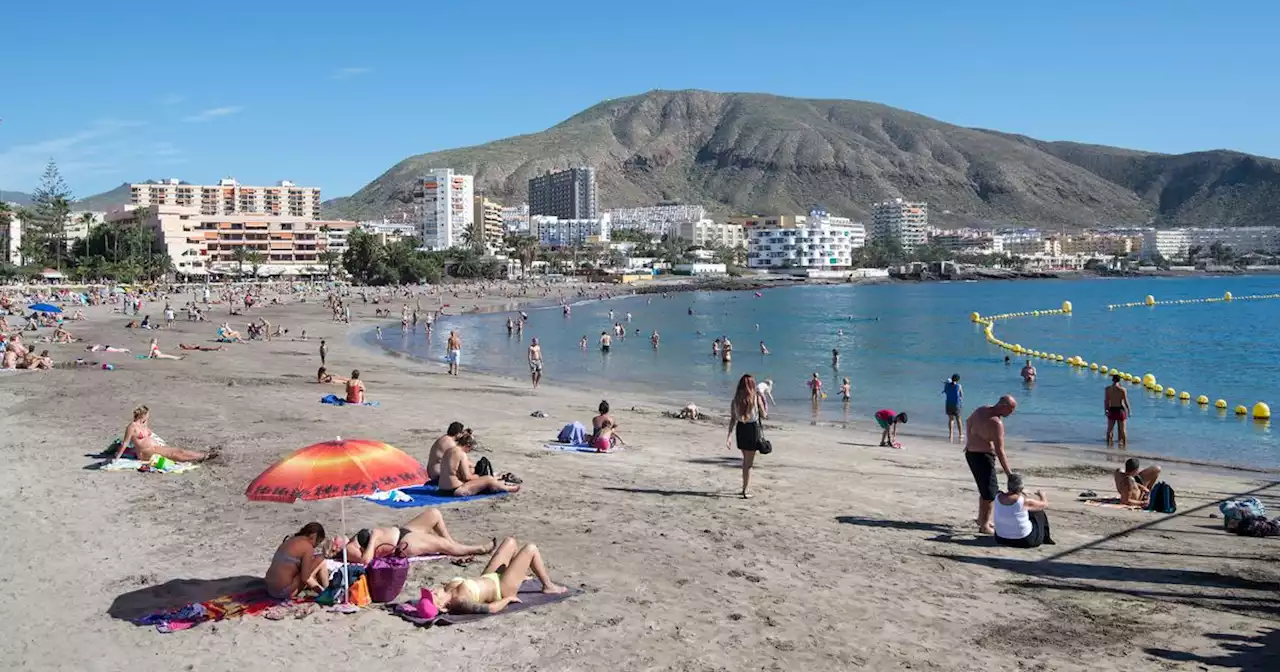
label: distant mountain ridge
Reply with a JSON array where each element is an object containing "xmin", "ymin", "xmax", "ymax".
[
  {"xmin": 322, "ymin": 89, "xmax": 1280, "ymax": 227},
  {"xmin": 1, "ymin": 183, "xmax": 131, "ymax": 211}
]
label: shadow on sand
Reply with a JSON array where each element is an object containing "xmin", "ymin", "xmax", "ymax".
[
  {"xmin": 834, "ymin": 516, "xmax": 953, "ymax": 533},
  {"xmin": 603, "ymin": 486, "xmax": 727, "ymax": 499},
  {"xmin": 1145, "ymin": 628, "xmax": 1280, "ymax": 671},
  {"xmin": 107, "ymin": 575, "xmax": 265, "ymax": 621}
]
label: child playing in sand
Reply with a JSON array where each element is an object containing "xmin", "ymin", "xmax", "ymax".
[{"xmin": 875, "ymin": 409, "xmax": 908, "ymax": 448}]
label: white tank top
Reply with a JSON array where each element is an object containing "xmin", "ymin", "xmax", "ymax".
[{"xmin": 994, "ymin": 494, "xmax": 1033, "ymax": 539}]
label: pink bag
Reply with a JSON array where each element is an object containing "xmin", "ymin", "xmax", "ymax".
[{"xmin": 366, "ymin": 544, "xmax": 409, "ymax": 603}]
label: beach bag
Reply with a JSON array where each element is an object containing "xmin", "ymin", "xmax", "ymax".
[
  {"xmin": 756, "ymin": 425, "xmax": 773, "ymax": 455},
  {"xmin": 1146, "ymin": 482, "xmax": 1176, "ymax": 514},
  {"xmin": 1219, "ymin": 498, "xmax": 1266, "ymax": 530},
  {"xmin": 366, "ymin": 544, "xmax": 409, "ymax": 603},
  {"xmin": 474, "ymin": 457, "xmax": 495, "ymax": 477}
]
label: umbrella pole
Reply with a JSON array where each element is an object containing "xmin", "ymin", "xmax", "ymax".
[{"xmin": 341, "ymin": 497, "xmax": 349, "ymax": 604}]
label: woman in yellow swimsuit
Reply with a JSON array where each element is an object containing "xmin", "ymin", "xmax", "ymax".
[{"xmin": 431, "ymin": 537, "xmax": 567, "ymax": 614}]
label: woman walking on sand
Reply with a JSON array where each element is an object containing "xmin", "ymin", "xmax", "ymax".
[{"xmin": 726, "ymin": 374, "xmax": 768, "ymax": 499}]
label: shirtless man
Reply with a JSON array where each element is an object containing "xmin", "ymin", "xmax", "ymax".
[
  {"xmin": 599, "ymin": 331, "xmax": 612, "ymax": 354},
  {"xmin": 527, "ymin": 338, "xmax": 543, "ymax": 388},
  {"xmin": 426, "ymin": 422, "xmax": 466, "ymax": 483},
  {"xmin": 1113, "ymin": 457, "xmax": 1162, "ymax": 506},
  {"xmin": 1020, "ymin": 360, "xmax": 1036, "ymax": 382},
  {"xmin": 963, "ymin": 395, "xmax": 1018, "ymax": 534},
  {"xmin": 1104, "ymin": 374, "xmax": 1131, "ymax": 448},
  {"xmin": 437, "ymin": 436, "xmax": 520, "ymax": 497},
  {"xmin": 447, "ymin": 330, "xmax": 462, "ymax": 376}
]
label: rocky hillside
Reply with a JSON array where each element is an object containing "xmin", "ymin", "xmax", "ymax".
[{"xmin": 323, "ymin": 90, "xmax": 1280, "ymax": 227}]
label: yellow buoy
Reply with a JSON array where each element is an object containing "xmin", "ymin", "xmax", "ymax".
[
  {"xmin": 1254, "ymin": 402, "xmax": 1272, "ymax": 420},
  {"xmin": 1142, "ymin": 373, "xmax": 1156, "ymax": 387},
  {"xmin": 1179, "ymin": 392, "xmax": 1191, "ymax": 401},
  {"xmin": 1145, "ymin": 295, "xmax": 1155, "ymax": 306},
  {"xmin": 1234, "ymin": 405, "xmax": 1248, "ymax": 415},
  {"xmin": 1215, "ymin": 399, "xmax": 1228, "ymax": 409},
  {"xmin": 1055, "ymin": 354, "xmax": 1064, "ymax": 361},
  {"xmin": 1197, "ymin": 395, "xmax": 1209, "ymax": 405},
  {"xmin": 1089, "ymin": 363, "xmax": 1098, "ymax": 371},
  {"xmin": 1224, "ymin": 291, "xmax": 1233, "ymax": 301},
  {"xmin": 970, "ymin": 311, "xmax": 981, "ymax": 322},
  {"xmin": 1165, "ymin": 387, "xmax": 1176, "ymax": 397},
  {"xmin": 1153, "ymin": 384, "xmax": 1164, "ymax": 393},
  {"xmin": 1062, "ymin": 300, "xmax": 1072, "ymax": 313}
]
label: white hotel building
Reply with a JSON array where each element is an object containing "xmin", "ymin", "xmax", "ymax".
[
  {"xmin": 871, "ymin": 198, "xmax": 928, "ymax": 252},
  {"xmin": 416, "ymin": 169, "xmax": 474, "ymax": 250},
  {"xmin": 746, "ymin": 212, "xmax": 865, "ymax": 270},
  {"xmin": 532, "ymin": 214, "xmax": 612, "ymax": 247},
  {"xmin": 1141, "ymin": 227, "xmax": 1280, "ymax": 260},
  {"xmin": 606, "ymin": 204, "xmax": 708, "ymax": 236}
]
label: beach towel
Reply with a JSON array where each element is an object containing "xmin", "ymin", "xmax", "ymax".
[
  {"xmin": 102, "ymin": 458, "xmax": 200, "ymax": 474},
  {"xmin": 359, "ymin": 484, "xmax": 508, "ymax": 509},
  {"xmin": 543, "ymin": 443, "xmax": 604, "ymax": 453},
  {"xmin": 1081, "ymin": 497, "xmax": 1146, "ymax": 510},
  {"xmin": 133, "ymin": 586, "xmax": 292, "ymax": 633},
  {"xmin": 556, "ymin": 422, "xmax": 588, "ymax": 446},
  {"xmin": 393, "ymin": 580, "xmax": 583, "ymax": 627},
  {"xmin": 320, "ymin": 394, "xmax": 379, "ymax": 407}
]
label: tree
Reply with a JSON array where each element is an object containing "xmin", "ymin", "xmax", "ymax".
[
  {"xmin": 0, "ymin": 202, "xmax": 12, "ymax": 263},
  {"xmin": 506, "ymin": 235, "xmax": 540, "ymax": 278},
  {"xmin": 26, "ymin": 161, "xmax": 74, "ymax": 270},
  {"xmin": 246, "ymin": 250, "xmax": 267, "ymax": 277},
  {"xmin": 342, "ymin": 229, "xmax": 385, "ymax": 285},
  {"xmin": 230, "ymin": 246, "xmax": 250, "ymax": 277},
  {"xmin": 1208, "ymin": 241, "xmax": 1234, "ymax": 265},
  {"xmin": 319, "ymin": 250, "xmax": 341, "ymax": 279},
  {"xmin": 459, "ymin": 219, "xmax": 486, "ymax": 254}
]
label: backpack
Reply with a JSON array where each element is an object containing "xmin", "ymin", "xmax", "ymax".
[
  {"xmin": 1146, "ymin": 482, "xmax": 1176, "ymax": 514},
  {"xmin": 474, "ymin": 456, "xmax": 494, "ymax": 477}
]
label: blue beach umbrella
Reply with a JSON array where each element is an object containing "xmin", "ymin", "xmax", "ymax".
[{"xmin": 28, "ymin": 303, "xmax": 61, "ymax": 313}]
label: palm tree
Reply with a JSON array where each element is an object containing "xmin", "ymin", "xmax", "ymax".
[
  {"xmin": 231, "ymin": 246, "xmax": 250, "ymax": 277},
  {"xmin": 246, "ymin": 250, "xmax": 267, "ymax": 278},
  {"xmin": 507, "ymin": 235, "xmax": 540, "ymax": 278},
  {"xmin": 0, "ymin": 202, "xmax": 11, "ymax": 264},
  {"xmin": 459, "ymin": 220, "xmax": 486, "ymax": 254},
  {"xmin": 319, "ymin": 250, "xmax": 341, "ymax": 279}
]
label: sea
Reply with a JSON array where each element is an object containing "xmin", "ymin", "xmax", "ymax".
[{"xmin": 372, "ymin": 275, "xmax": 1280, "ymax": 469}]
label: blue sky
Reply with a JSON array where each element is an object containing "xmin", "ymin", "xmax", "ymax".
[{"xmin": 1, "ymin": 0, "xmax": 1276, "ymax": 199}]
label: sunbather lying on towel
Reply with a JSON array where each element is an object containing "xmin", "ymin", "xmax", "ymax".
[
  {"xmin": 117, "ymin": 405, "xmax": 216, "ymax": 463},
  {"xmin": 179, "ymin": 343, "xmax": 225, "ymax": 351},
  {"xmin": 339, "ymin": 509, "xmax": 496, "ymax": 565},
  {"xmin": 265, "ymin": 522, "xmax": 332, "ymax": 599},
  {"xmin": 429, "ymin": 537, "xmax": 567, "ymax": 615},
  {"xmin": 438, "ymin": 434, "xmax": 520, "ymax": 496}
]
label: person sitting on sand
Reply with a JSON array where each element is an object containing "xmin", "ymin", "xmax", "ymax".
[
  {"xmin": 1114, "ymin": 458, "xmax": 1162, "ymax": 506},
  {"xmin": 345, "ymin": 369, "xmax": 365, "ymax": 404},
  {"xmin": 591, "ymin": 400, "xmax": 618, "ymax": 447},
  {"xmin": 265, "ymin": 522, "xmax": 332, "ymax": 599},
  {"xmin": 147, "ymin": 338, "xmax": 183, "ymax": 360},
  {"xmin": 437, "ymin": 434, "xmax": 520, "ymax": 497},
  {"xmin": 178, "ymin": 343, "xmax": 225, "ymax": 351},
  {"xmin": 218, "ymin": 322, "xmax": 245, "ymax": 343},
  {"xmin": 591, "ymin": 419, "xmax": 623, "ymax": 452},
  {"xmin": 994, "ymin": 473, "xmax": 1054, "ymax": 549},
  {"xmin": 340, "ymin": 509, "xmax": 496, "ymax": 565},
  {"xmin": 25, "ymin": 349, "xmax": 53, "ymax": 370},
  {"xmin": 315, "ymin": 366, "xmax": 348, "ymax": 384},
  {"xmin": 52, "ymin": 324, "xmax": 74, "ymax": 343},
  {"xmin": 427, "ymin": 422, "xmax": 467, "ymax": 483},
  {"xmin": 115, "ymin": 405, "xmax": 215, "ymax": 462},
  {"xmin": 70, "ymin": 308, "xmax": 85, "ymax": 321},
  {"xmin": 427, "ymin": 536, "xmax": 567, "ymax": 615}
]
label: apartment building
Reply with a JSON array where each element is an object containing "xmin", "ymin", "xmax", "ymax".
[
  {"xmin": 528, "ymin": 167, "xmax": 597, "ymax": 220},
  {"xmin": 416, "ymin": 169, "xmax": 474, "ymax": 250},
  {"xmin": 727, "ymin": 215, "xmax": 805, "ymax": 230},
  {"xmin": 532, "ymin": 214, "xmax": 612, "ymax": 247},
  {"xmin": 607, "ymin": 204, "xmax": 707, "ymax": 235},
  {"xmin": 675, "ymin": 219, "xmax": 747, "ymax": 248},
  {"xmin": 1141, "ymin": 227, "xmax": 1280, "ymax": 260},
  {"xmin": 130, "ymin": 178, "xmax": 322, "ymax": 219},
  {"xmin": 930, "ymin": 233, "xmax": 996, "ymax": 254},
  {"xmin": 746, "ymin": 216, "xmax": 862, "ymax": 270},
  {"xmin": 359, "ymin": 220, "xmax": 419, "ymax": 246},
  {"xmin": 501, "ymin": 203, "xmax": 530, "ymax": 234},
  {"xmin": 106, "ymin": 204, "xmax": 354, "ymax": 277},
  {"xmin": 473, "ymin": 195, "xmax": 505, "ymax": 253},
  {"xmin": 871, "ymin": 199, "xmax": 928, "ymax": 252}
]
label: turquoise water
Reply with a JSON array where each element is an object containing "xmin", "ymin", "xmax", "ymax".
[{"xmin": 378, "ymin": 276, "xmax": 1280, "ymax": 468}]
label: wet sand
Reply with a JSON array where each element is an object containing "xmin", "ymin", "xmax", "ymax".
[{"xmin": 0, "ymin": 287, "xmax": 1277, "ymax": 672}]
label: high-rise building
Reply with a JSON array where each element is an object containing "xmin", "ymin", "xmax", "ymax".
[
  {"xmin": 746, "ymin": 214, "xmax": 864, "ymax": 269},
  {"xmin": 871, "ymin": 199, "xmax": 928, "ymax": 252},
  {"xmin": 528, "ymin": 167, "xmax": 597, "ymax": 220},
  {"xmin": 472, "ymin": 195, "xmax": 505, "ymax": 253},
  {"xmin": 416, "ymin": 169, "xmax": 474, "ymax": 250},
  {"xmin": 130, "ymin": 178, "xmax": 322, "ymax": 219}
]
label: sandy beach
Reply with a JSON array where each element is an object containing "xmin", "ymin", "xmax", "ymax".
[{"xmin": 1, "ymin": 285, "xmax": 1277, "ymax": 672}]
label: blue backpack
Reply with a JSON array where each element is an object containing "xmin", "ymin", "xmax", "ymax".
[{"xmin": 1147, "ymin": 482, "xmax": 1176, "ymax": 514}]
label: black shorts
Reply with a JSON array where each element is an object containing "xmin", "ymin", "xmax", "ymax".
[
  {"xmin": 436, "ymin": 487, "xmax": 458, "ymax": 497},
  {"xmin": 945, "ymin": 403, "xmax": 961, "ymax": 417},
  {"xmin": 735, "ymin": 420, "xmax": 760, "ymax": 452},
  {"xmin": 965, "ymin": 451, "xmax": 998, "ymax": 501}
]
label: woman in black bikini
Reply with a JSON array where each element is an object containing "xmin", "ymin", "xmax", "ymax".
[{"xmin": 340, "ymin": 509, "xmax": 495, "ymax": 564}]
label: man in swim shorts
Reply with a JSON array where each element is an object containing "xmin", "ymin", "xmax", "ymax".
[
  {"xmin": 964, "ymin": 395, "xmax": 1017, "ymax": 534},
  {"xmin": 447, "ymin": 330, "xmax": 462, "ymax": 376},
  {"xmin": 1113, "ymin": 457, "xmax": 1161, "ymax": 506},
  {"xmin": 1020, "ymin": 360, "xmax": 1036, "ymax": 382},
  {"xmin": 528, "ymin": 338, "xmax": 543, "ymax": 389},
  {"xmin": 874, "ymin": 409, "xmax": 907, "ymax": 448},
  {"xmin": 1104, "ymin": 374, "xmax": 1131, "ymax": 448},
  {"xmin": 942, "ymin": 374, "xmax": 964, "ymax": 442},
  {"xmin": 599, "ymin": 331, "xmax": 612, "ymax": 353}
]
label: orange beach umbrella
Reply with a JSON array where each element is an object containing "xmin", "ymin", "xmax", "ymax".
[{"xmin": 245, "ymin": 437, "xmax": 426, "ymax": 603}]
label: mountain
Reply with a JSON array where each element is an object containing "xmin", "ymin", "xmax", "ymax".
[
  {"xmin": 1, "ymin": 184, "xmax": 131, "ymax": 211},
  {"xmin": 323, "ymin": 90, "xmax": 1280, "ymax": 228}
]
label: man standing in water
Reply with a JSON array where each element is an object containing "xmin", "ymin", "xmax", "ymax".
[
  {"xmin": 528, "ymin": 338, "xmax": 543, "ymax": 389},
  {"xmin": 964, "ymin": 395, "xmax": 1017, "ymax": 534},
  {"xmin": 1104, "ymin": 374, "xmax": 1131, "ymax": 448},
  {"xmin": 599, "ymin": 331, "xmax": 612, "ymax": 354},
  {"xmin": 447, "ymin": 330, "xmax": 462, "ymax": 376},
  {"xmin": 1021, "ymin": 360, "xmax": 1036, "ymax": 382},
  {"xmin": 650, "ymin": 330, "xmax": 660, "ymax": 348}
]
